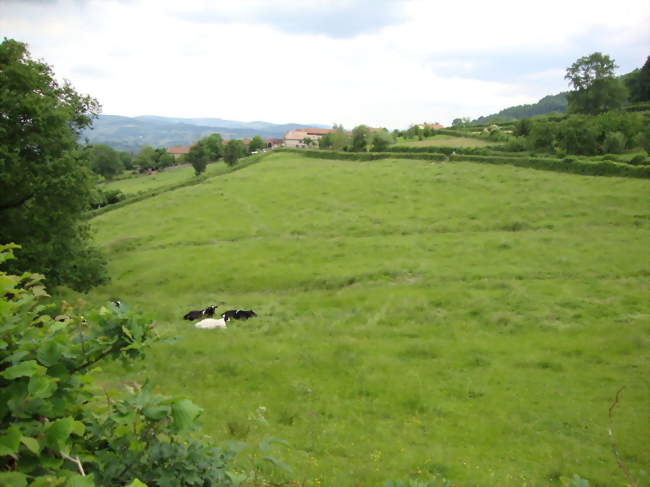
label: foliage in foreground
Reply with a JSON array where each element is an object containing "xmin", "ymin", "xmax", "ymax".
[
  {"xmin": 0, "ymin": 244, "xmax": 235, "ymax": 486},
  {"xmin": 0, "ymin": 38, "xmax": 107, "ymax": 292}
]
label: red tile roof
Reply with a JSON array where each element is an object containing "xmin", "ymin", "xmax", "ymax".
[{"xmin": 167, "ymin": 146, "xmax": 190, "ymax": 154}]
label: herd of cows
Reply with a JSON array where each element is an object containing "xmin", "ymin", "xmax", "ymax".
[{"xmin": 182, "ymin": 304, "xmax": 257, "ymax": 329}]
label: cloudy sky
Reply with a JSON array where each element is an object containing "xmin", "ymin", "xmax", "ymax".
[{"xmin": 2, "ymin": 0, "xmax": 648, "ymax": 129}]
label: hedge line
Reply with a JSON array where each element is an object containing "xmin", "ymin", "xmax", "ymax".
[
  {"xmin": 279, "ymin": 148, "xmax": 650, "ymax": 179},
  {"xmin": 277, "ymin": 148, "xmax": 447, "ymax": 162},
  {"xmin": 386, "ymin": 145, "xmax": 508, "ymax": 156}
]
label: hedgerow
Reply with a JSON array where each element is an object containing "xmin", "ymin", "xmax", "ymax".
[{"xmin": 279, "ymin": 148, "xmax": 650, "ymax": 178}]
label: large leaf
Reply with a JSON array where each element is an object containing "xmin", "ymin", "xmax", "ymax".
[
  {"xmin": 3, "ymin": 360, "xmax": 46, "ymax": 379},
  {"xmin": 123, "ymin": 480, "xmax": 148, "ymax": 487},
  {"xmin": 28, "ymin": 375, "xmax": 58, "ymax": 399},
  {"xmin": 37, "ymin": 340, "xmax": 64, "ymax": 367},
  {"xmin": 171, "ymin": 399, "xmax": 202, "ymax": 433},
  {"xmin": 45, "ymin": 417, "xmax": 75, "ymax": 451},
  {"xmin": 0, "ymin": 425, "xmax": 22, "ymax": 455},
  {"xmin": 0, "ymin": 472, "xmax": 28, "ymax": 487},
  {"xmin": 64, "ymin": 474, "xmax": 95, "ymax": 487},
  {"xmin": 21, "ymin": 435, "xmax": 41, "ymax": 455}
]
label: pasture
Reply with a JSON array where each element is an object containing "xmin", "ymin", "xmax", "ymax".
[
  {"xmin": 395, "ymin": 134, "xmax": 497, "ymax": 148},
  {"xmin": 102, "ymin": 162, "xmax": 230, "ymax": 196},
  {"xmin": 81, "ymin": 152, "xmax": 649, "ymax": 486}
]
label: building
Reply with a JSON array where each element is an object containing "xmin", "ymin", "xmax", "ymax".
[
  {"xmin": 283, "ymin": 128, "xmax": 337, "ymax": 148},
  {"xmin": 416, "ymin": 122, "xmax": 444, "ymax": 130},
  {"xmin": 166, "ymin": 146, "xmax": 190, "ymax": 160},
  {"xmin": 265, "ymin": 138, "xmax": 284, "ymax": 149}
]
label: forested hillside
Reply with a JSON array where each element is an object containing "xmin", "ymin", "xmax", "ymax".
[{"xmin": 472, "ymin": 92, "xmax": 568, "ymax": 124}]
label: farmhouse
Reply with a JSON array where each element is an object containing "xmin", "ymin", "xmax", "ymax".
[
  {"xmin": 283, "ymin": 128, "xmax": 336, "ymax": 148},
  {"xmin": 416, "ymin": 122, "xmax": 444, "ymax": 130},
  {"xmin": 166, "ymin": 146, "xmax": 190, "ymax": 160},
  {"xmin": 265, "ymin": 138, "xmax": 284, "ymax": 149}
]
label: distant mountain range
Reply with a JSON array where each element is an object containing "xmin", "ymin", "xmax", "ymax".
[{"xmin": 81, "ymin": 115, "xmax": 330, "ymax": 152}]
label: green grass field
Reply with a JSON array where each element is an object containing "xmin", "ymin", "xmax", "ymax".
[
  {"xmin": 78, "ymin": 152, "xmax": 649, "ymax": 486},
  {"xmin": 102, "ymin": 162, "xmax": 230, "ymax": 196},
  {"xmin": 395, "ymin": 135, "xmax": 497, "ymax": 148}
]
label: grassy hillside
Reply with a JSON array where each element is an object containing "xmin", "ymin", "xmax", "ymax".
[{"xmin": 79, "ymin": 152, "xmax": 649, "ymax": 486}]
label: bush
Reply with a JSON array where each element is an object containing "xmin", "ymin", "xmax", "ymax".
[
  {"xmin": 503, "ymin": 136, "xmax": 528, "ymax": 152},
  {"xmin": 603, "ymin": 131, "xmax": 627, "ymax": 154},
  {"xmin": 629, "ymin": 153, "xmax": 649, "ymax": 165},
  {"xmin": 0, "ymin": 244, "xmax": 235, "ymax": 486}
]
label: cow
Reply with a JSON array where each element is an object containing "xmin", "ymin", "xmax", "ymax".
[
  {"xmin": 221, "ymin": 309, "xmax": 257, "ymax": 321},
  {"xmin": 183, "ymin": 304, "xmax": 218, "ymax": 321},
  {"xmin": 195, "ymin": 317, "xmax": 228, "ymax": 329}
]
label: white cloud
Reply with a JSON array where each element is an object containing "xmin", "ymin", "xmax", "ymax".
[{"xmin": 0, "ymin": 0, "xmax": 648, "ymax": 129}]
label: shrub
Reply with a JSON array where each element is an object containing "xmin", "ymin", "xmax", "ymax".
[
  {"xmin": 629, "ymin": 153, "xmax": 648, "ymax": 165},
  {"xmin": 0, "ymin": 244, "xmax": 235, "ymax": 486},
  {"xmin": 603, "ymin": 131, "xmax": 627, "ymax": 154}
]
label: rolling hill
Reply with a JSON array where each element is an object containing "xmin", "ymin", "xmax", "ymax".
[
  {"xmin": 81, "ymin": 115, "xmax": 330, "ymax": 152},
  {"xmin": 78, "ymin": 152, "xmax": 650, "ymax": 486}
]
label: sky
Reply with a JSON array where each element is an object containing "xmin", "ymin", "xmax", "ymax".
[{"xmin": 1, "ymin": 0, "xmax": 649, "ymax": 129}]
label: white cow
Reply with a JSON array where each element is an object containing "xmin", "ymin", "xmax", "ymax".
[{"xmin": 195, "ymin": 317, "xmax": 227, "ymax": 329}]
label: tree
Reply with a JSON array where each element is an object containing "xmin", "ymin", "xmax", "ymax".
[
  {"xmin": 186, "ymin": 143, "xmax": 209, "ymax": 175},
  {"xmin": 514, "ymin": 118, "xmax": 534, "ymax": 137},
  {"xmin": 224, "ymin": 139, "xmax": 246, "ymax": 166},
  {"xmin": 319, "ymin": 133, "xmax": 333, "ymax": 149},
  {"xmin": 0, "ymin": 39, "xmax": 107, "ymax": 291},
  {"xmin": 134, "ymin": 145, "xmax": 158, "ymax": 170},
  {"xmin": 301, "ymin": 136, "xmax": 315, "ymax": 148},
  {"xmin": 452, "ymin": 117, "xmax": 471, "ymax": 128},
  {"xmin": 120, "ymin": 151, "xmax": 134, "ymax": 170},
  {"xmin": 88, "ymin": 144, "xmax": 123, "ymax": 179},
  {"xmin": 351, "ymin": 125, "xmax": 370, "ymax": 152},
  {"xmin": 626, "ymin": 55, "xmax": 650, "ymax": 103},
  {"xmin": 328, "ymin": 124, "xmax": 351, "ymax": 151},
  {"xmin": 202, "ymin": 133, "xmax": 224, "ymax": 160},
  {"xmin": 370, "ymin": 128, "xmax": 394, "ymax": 152},
  {"xmin": 565, "ymin": 52, "xmax": 627, "ymax": 114},
  {"xmin": 249, "ymin": 135, "xmax": 266, "ymax": 152}
]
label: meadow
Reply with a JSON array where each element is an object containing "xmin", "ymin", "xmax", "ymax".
[
  {"xmin": 78, "ymin": 152, "xmax": 649, "ymax": 486},
  {"xmin": 395, "ymin": 134, "xmax": 497, "ymax": 148}
]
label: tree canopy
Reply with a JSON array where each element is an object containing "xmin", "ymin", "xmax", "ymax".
[
  {"xmin": 565, "ymin": 52, "xmax": 627, "ymax": 114},
  {"xmin": 224, "ymin": 139, "xmax": 246, "ymax": 166},
  {"xmin": 0, "ymin": 39, "xmax": 108, "ymax": 291}
]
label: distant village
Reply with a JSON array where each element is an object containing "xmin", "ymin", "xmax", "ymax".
[{"xmin": 165, "ymin": 123, "xmax": 444, "ymax": 158}]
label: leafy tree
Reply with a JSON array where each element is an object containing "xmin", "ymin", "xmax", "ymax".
[
  {"xmin": 565, "ymin": 52, "xmax": 627, "ymax": 114},
  {"xmin": 556, "ymin": 115, "xmax": 600, "ymax": 155},
  {"xmin": 224, "ymin": 139, "xmax": 246, "ymax": 166},
  {"xmin": 88, "ymin": 144, "xmax": 123, "ymax": 179},
  {"xmin": 154, "ymin": 148, "xmax": 175, "ymax": 168},
  {"xmin": 187, "ymin": 143, "xmax": 210, "ymax": 175},
  {"xmin": 0, "ymin": 39, "xmax": 107, "ymax": 291},
  {"xmin": 318, "ymin": 133, "xmax": 333, "ymax": 149},
  {"xmin": 452, "ymin": 117, "xmax": 471, "ymax": 128},
  {"xmin": 120, "ymin": 151, "xmax": 134, "ymax": 170},
  {"xmin": 351, "ymin": 125, "xmax": 370, "ymax": 152},
  {"xmin": 0, "ymin": 244, "xmax": 235, "ymax": 486},
  {"xmin": 625, "ymin": 55, "xmax": 650, "ymax": 102},
  {"xmin": 514, "ymin": 118, "xmax": 534, "ymax": 137},
  {"xmin": 134, "ymin": 146, "xmax": 158, "ymax": 170},
  {"xmin": 328, "ymin": 124, "xmax": 351, "ymax": 151},
  {"xmin": 301, "ymin": 136, "xmax": 315, "ymax": 148},
  {"xmin": 370, "ymin": 128, "xmax": 394, "ymax": 152},
  {"xmin": 249, "ymin": 135, "xmax": 266, "ymax": 152},
  {"xmin": 528, "ymin": 121, "xmax": 557, "ymax": 152},
  {"xmin": 202, "ymin": 133, "xmax": 224, "ymax": 160}
]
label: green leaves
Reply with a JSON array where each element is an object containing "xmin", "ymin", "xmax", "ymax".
[
  {"xmin": 171, "ymin": 399, "xmax": 203, "ymax": 433},
  {"xmin": 0, "ymin": 426, "xmax": 22, "ymax": 456},
  {"xmin": 45, "ymin": 418, "xmax": 85, "ymax": 453},
  {"xmin": 2, "ymin": 360, "xmax": 46, "ymax": 379}
]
